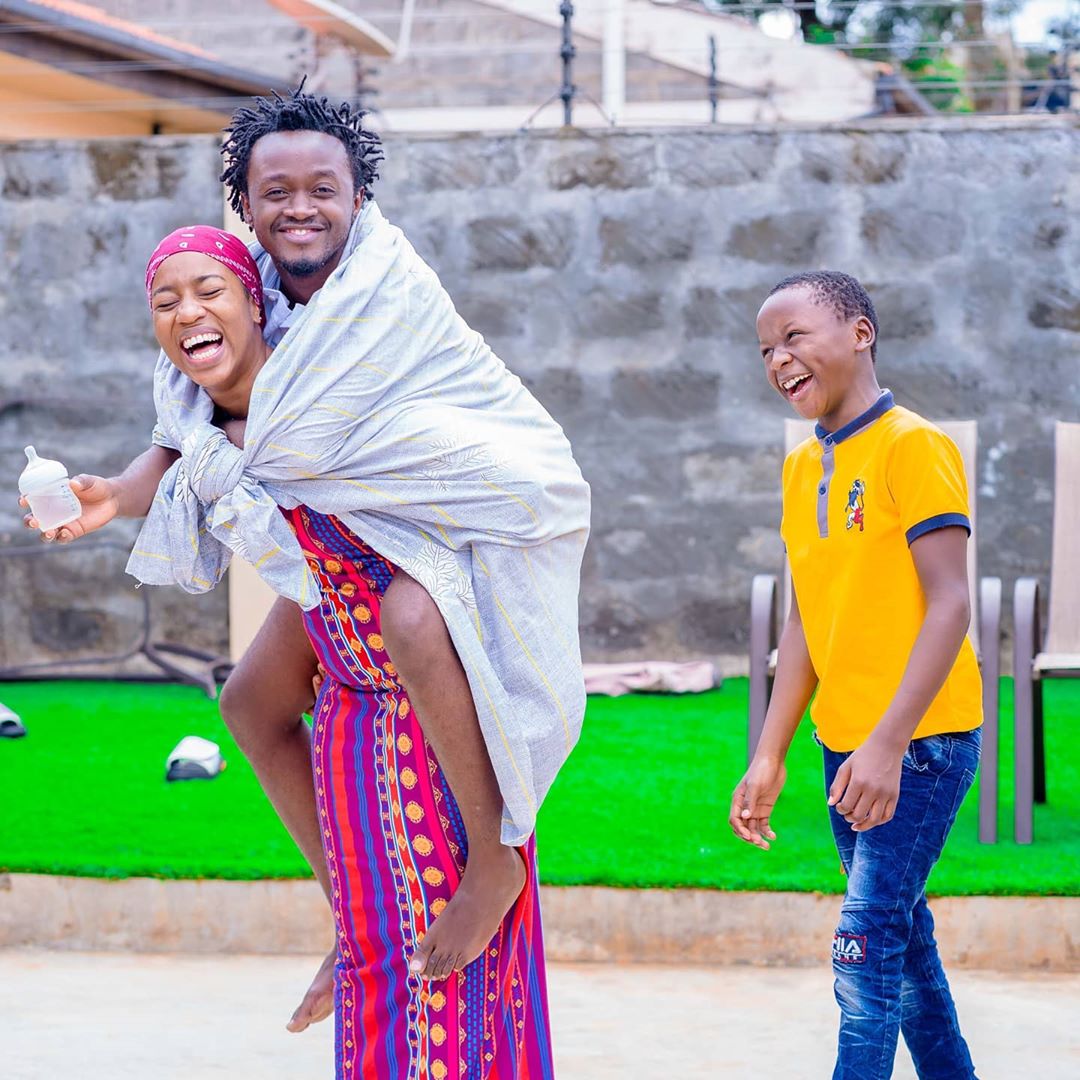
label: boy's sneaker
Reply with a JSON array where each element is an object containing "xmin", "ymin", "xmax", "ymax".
[{"xmin": 0, "ymin": 702, "xmax": 26, "ymax": 738}]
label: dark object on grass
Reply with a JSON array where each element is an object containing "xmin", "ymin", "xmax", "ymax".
[
  {"xmin": 0, "ymin": 714, "xmax": 27, "ymax": 738},
  {"xmin": 166, "ymin": 759, "xmax": 220, "ymax": 781},
  {"xmin": 165, "ymin": 735, "xmax": 226, "ymax": 782}
]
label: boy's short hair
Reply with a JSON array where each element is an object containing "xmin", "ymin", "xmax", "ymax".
[{"xmin": 768, "ymin": 270, "xmax": 879, "ymax": 362}]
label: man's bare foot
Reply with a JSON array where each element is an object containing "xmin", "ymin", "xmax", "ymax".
[
  {"xmin": 409, "ymin": 844, "xmax": 526, "ymax": 981},
  {"xmin": 286, "ymin": 947, "xmax": 336, "ymax": 1032}
]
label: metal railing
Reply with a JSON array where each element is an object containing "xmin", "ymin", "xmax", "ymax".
[{"xmin": 0, "ymin": 540, "xmax": 232, "ymax": 698}]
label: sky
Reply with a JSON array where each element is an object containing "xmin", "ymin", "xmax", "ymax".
[
  {"xmin": 1006, "ymin": 0, "xmax": 1071, "ymax": 45},
  {"xmin": 757, "ymin": 0, "xmax": 1072, "ymax": 44}
]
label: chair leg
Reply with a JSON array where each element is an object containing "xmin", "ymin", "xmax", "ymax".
[
  {"xmin": 1013, "ymin": 578, "xmax": 1040, "ymax": 845},
  {"xmin": 749, "ymin": 574, "xmax": 778, "ymax": 764},
  {"xmin": 1014, "ymin": 671, "xmax": 1035, "ymax": 845},
  {"xmin": 977, "ymin": 577, "xmax": 1001, "ymax": 844},
  {"xmin": 1034, "ymin": 680, "xmax": 1046, "ymax": 804}
]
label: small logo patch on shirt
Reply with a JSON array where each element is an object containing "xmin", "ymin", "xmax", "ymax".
[
  {"xmin": 845, "ymin": 479, "xmax": 866, "ymax": 532},
  {"xmin": 833, "ymin": 932, "xmax": 867, "ymax": 964}
]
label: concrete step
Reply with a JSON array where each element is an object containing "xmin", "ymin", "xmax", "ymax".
[{"xmin": 2, "ymin": 873, "xmax": 1077, "ymax": 971}]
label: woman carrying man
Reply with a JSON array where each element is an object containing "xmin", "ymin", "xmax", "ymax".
[{"xmin": 135, "ymin": 213, "xmax": 587, "ymax": 1077}]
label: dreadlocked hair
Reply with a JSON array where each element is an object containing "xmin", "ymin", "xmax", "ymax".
[
  {"xmin": 220, "ymin": 81, "xmax": 383, "ymax": 216},
  {"xmin": 769, "ymin": 270, "xmax": 880, "ymax": 361}
]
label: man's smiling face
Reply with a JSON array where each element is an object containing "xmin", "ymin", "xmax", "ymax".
[{"xmin": 241, "ymin": 130, "xmax": 362, "ymax": 292}]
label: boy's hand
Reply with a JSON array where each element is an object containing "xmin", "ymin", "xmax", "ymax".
[
  {"xmin": 729, "ymin": 757, "xmax": 786, "ymax": 850},
  {"xmin": 20, "ymin": 475, "xmax": 119, "ymax": 543},
  {"xmin": 828, "ymin": 737, "xmax": 904, "ymax": 831}
]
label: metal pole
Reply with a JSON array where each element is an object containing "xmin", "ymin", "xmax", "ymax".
[
  {"xmin": 602, "ymin": 0, "xmax": 625, "ymax": 125},
  {"xmin": 708, "ymin": 33, "xmax": 719, "ymax": 123},
  {"xmin": 395, "ymin": 0, "xmax": 416, "ymax": 62},
  {"xmin": 560, "ymin": 1, "xmax": 576, "ymax": 126}
]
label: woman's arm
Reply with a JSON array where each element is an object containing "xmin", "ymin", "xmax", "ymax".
[{"xmin": 23, "ymin": 445, "xmax": 179, "ymax": 542}]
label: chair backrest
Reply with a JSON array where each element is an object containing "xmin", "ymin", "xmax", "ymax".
[
  {"xmin": 780, "ymin": 417, "xmax": 979, "ymax": 647},
  {"xmin": 1045, "ymin": 421, "xmax": 1080, "ymax": 655}
]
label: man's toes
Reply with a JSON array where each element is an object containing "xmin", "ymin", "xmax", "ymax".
[
  {"xmin": 425, "ymin": 951, "xmax": 445, "ymax": 981},
  {"xmin": 409, "ymin": 940, "xmax": 434, "ymax": 975},
  {"xmin": 287, "ymin": 1006, "xmax": 311, "ymax": 1033},
  {"xmin": 307, "ymin": 992, "xmax": 333, "ymax": 1025},
  {"xmin": 430, "ymin": 951, "xmax": 453, "ymax": 982},
  {"xmin": 441, "ymin": 954, "xmax": 460, "ymax": 981},
  {"xmin": 287, "ymin": 991, "xmax": 322, "ymax": 1033}
]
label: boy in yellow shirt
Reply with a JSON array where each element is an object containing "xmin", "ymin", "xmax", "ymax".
[{"xmin": 730, "ymin": 271, "xmax": 980, "ymax": 1080}]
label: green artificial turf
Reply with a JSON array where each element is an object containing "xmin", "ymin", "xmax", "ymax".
[{"xmin": 1, "ymin": 678, "xmax": 1077, "ymax": 894}]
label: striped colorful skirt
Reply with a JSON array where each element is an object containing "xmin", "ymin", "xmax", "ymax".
[{"xmin": 283, "ymin": 506, "xmax": 554, "ymax": 1079}]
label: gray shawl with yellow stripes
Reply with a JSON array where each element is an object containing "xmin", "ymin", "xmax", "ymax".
[{"xmin": 128, "ymin": 200, "xmax": 590, "ymax": 842}]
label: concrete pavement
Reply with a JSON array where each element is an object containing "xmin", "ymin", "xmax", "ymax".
[{"xmin": 2, "ymin": 950, "xmax": 1077, "ymax": 1078}]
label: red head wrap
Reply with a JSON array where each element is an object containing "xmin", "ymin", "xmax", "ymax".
[{"xmin": 145, "ymin": 226, "xmax": 265, "ymax": 326}]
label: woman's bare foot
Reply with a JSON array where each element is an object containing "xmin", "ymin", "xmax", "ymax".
[
  {"xmin": 286, "ymin": 947, "xmax": 336, "ymax": 1032},
  {"xmin": 408, "ymin": 844, "xmax": 526, "ymax": 981}
]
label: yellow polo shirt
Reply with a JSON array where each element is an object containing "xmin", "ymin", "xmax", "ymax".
[{"xmin": 781, "ymin": 391, "xmax": 982, "ymax": 751}]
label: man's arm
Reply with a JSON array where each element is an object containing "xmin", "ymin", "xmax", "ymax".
[
  {"xmin": 23, "ymin": 445, "xmax": 178, "ymax": 542},
  {"xmin": 828, "ymin": 525, "xmax": 970, "ymax": 832},
  {"xmin": 729, "ymin": 591, "xmax": 819, "ymax": 850}
]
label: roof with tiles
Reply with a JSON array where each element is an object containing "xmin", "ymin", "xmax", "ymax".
[{"xmin": 12, "ymin": 0, "xmax": 219, "ymax": 60}]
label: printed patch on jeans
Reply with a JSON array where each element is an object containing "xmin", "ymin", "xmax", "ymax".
[{"xmin": 833, "ymin": 932, "xmax": 867, "ymax": 965}]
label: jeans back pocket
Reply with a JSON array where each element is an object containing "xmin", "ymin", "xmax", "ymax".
[{"xmin": 902, "ymin": 733, "xmax": 955, "ymax": 774}]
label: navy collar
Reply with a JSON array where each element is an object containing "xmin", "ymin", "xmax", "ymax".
[{"xmin": 815, "ymin": 390, "xmax": 894, "ymax": 446}]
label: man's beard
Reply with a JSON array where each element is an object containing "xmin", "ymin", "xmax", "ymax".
[{"xmin": 277, "ymin": 251, "xmax": 335, "ymax": 278}]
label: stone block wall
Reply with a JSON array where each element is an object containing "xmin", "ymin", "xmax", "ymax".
[
  {"xmin": 372, "ymin": 119, "xmax": 1078, "ymax": 667},
  {"xmin": 1, "ymin": 117, "xmax": 1077, "ymax": 673},
  {"xmin": 0, "ymin": 139, "xmax": 228, "ymax": 673}
]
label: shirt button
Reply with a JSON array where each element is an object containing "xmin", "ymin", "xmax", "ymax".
[
  {"xmin": 824, "ymin": 436, "xmax": 833, "ymax": 445},
  {"xmin": 818, "ymin": 484, "xmax": 827, "ymax": 495}
]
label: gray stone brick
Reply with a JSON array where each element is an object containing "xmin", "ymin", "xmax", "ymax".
[
  {"xmin": 611, "ymin": 366, "xmax": 720, "ymax": 420},
  {"xmin": 2, "ymin": 145, "xmax": 76, "ymax": 200},
  {"xmin": 455, "ymin": 290, "xmax": 528, "ymax": 339},
  {"xmin": 406, "ymin": 138, "xmax": 523, "ymax": 192},
  {"xmin": 729, "ymin": 212, "xmax": 826, "ymax": 265},
  {"xmin": 791, "ymin": 134, "xmax": 907, "ymax": 186},
  {"xmin": 467, "ymin": 212, "xmax": 575, "ymax": 271},
  {"xmin": 520, "ymin": 367, "xmax": 587, "ymax": 419},
  {"xmin": 861, "ymin": 206, "xmax": 966, "ymax": 261},
  {"xmin": 1028, "ymin": 286, "xmax": 1080, "ymax": 332},
  {"xmin": 546, "ymin": 137, "xmax": 656, "ymax": 190},
  {"xmin": 574, "ymin": 288, "xmax": 665, "ymax": 339},
  {"xmin": 868, "ymin": 283, "xmax": 936, "ymax": 341},
  {"xmin": 88, "ymin": 142, "xmax": 201, "ymax": 201},
  {"xmin": 662, "ymin": 132, "xmax": 778, "ymax": 187},
  {"xmin": 599, "ymin": 211, "xmax": 694, "ymax": 267},
  {"xmin": 683, "ymin": 285, "xmax": 768, "ymax": 340}
]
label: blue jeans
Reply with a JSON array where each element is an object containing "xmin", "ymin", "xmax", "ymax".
[{"xmin": 821, "ymin": 728, "xmax": 981, "ymax": 1080}]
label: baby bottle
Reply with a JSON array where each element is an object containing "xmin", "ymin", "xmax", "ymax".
[{"xmin": 19, "ymin": 446, "xmax": 82, "ymax": 532}]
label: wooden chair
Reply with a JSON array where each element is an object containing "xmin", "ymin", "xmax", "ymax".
[
  {"xmin": 1013, "ymin": 421, "xmax": 1080, "ymax": 844},
  {"xmin": 749, "ymin": 419, "xmax": 1002, "ymax": 842}
]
